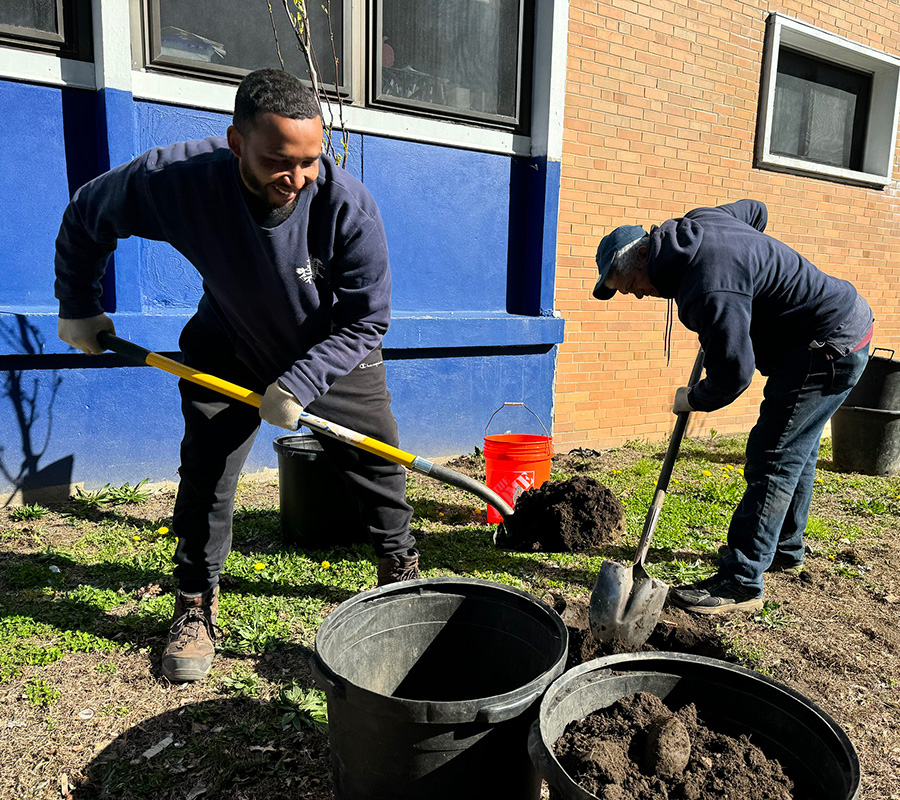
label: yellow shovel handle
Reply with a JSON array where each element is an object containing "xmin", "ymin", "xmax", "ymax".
[{"xmin": 96, "ymin": 331, "xmax": 419, "ymax": 468}]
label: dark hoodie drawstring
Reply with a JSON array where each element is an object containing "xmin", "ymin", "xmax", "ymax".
[{"xmin": 664, "ymin": 297, "xmax": 674, "ymax": 366}]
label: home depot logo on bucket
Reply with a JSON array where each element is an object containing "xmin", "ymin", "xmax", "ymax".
[{"xmin": 483, "ymin": 434, "xmax": 553, "ymax": 524}]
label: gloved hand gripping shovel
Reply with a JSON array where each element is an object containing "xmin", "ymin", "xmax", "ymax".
[
  {"xmin": 97, "ymin": 332, "xmax": 517, "ymax": 528},
  {"xmin": 589, "ymin": 348, "xmax": 705, "ymax": 649}
]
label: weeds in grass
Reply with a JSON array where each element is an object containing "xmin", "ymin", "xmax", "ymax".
[
  {"xmin": 652, "ymin": 558, "xmax": 715, "ymax": 586},
  {"xmin": 24, "ymin": 678, "xmax": 60, "ymax": 707},
  {"xmin": 843, "ymin": 496, "xmax": 891, "ymax": 516},
  {"xmin": 10, "ymin": 504, "xmax": 49, "ymax": 521},
  {"xmin": 221, "ymin": 665, "xmax": 262, "ymax": 698},
  {"xmin": 725, "ymin": 635, "xmax": 765, "ymax": 669},
  {"xmin": 278, "ymin": 681, "xmax": 328, "ymax": 732},
  {"xmin": 69, "ymin": 479, "xmax": 152, "ymax": 514},
  {"xmin": 754, "ymin": 600, "xmax": 791, "ymax": 630}
]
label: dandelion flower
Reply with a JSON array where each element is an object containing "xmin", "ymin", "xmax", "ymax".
[
  {"xmin": 701, "ymin": 470, "xmax": 712, "ymax": 477},
  {"xmin": 321, "ymin": 561, "xmax": 331, "ymax": 569},
  {"xmin": 253, "ymin": 562, "xmax": 266, "ymax": 571},
  {"xmin": 725, "ymin": 464, "xmax": 735, "ymax": 471},
  {"xmin": 815, "ymin": 477, "xmax": 823, "ymax": 484},
  {"xmin": 737, "ymin": 468, "xmax": 744, "ymax": 475},
  {"xmin": 132, "ymin": 535, "xmax": 141, "ymax": 542},
  {"xmin": 157, "ymin": 526, "xmax": 169, "ymax": 535}
]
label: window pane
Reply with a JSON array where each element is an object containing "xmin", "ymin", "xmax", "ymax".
[
  {"xmin": 0, "ymin": 0, "xmax": 59, "ymax": 34},
  {"xmin": 379, "ymin": 0, "xmax": 521, "ymax": 119},
  {"xmin": 155, "ymin": 0, "xmax": 343, "ymax": 87},
  {"xmin": 771, "ymin": 48, "xmax": 870, "ymax": 170}
]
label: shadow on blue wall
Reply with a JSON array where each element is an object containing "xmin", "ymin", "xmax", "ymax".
[{"xmin": 0, "ymin": 315, "xmax": 72, "ymax": 505}]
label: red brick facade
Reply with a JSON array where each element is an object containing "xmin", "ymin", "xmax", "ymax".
[{"xmin": 553, "ymin": 0, "xmax": 900, "ymax": 451}]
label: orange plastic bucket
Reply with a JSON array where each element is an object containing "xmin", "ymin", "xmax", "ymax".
[{"xmin": 483, "ymin": 433, "xmax": 554, "ymax": 523}]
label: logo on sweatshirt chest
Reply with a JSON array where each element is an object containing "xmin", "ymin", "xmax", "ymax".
[{"xmin": 296, "ymin": 256, "xmax": 324, "ymax": 284}]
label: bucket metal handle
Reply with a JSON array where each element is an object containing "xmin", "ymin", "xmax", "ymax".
[
  {"xmin": 872, "ymin": 347, "xmax": 896, "ymax": 361},
  {"xmin": 485, "ymin": 402, "xmax": 550, "ymax": 438}
]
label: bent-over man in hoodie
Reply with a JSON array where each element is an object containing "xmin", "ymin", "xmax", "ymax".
[
  {"xmin": 592, "ymin": 200, "xmax": 873, "ymax": 614},
  {"xmin": 54, "ymin": 69, "xmax": 417, "ymax": 682}
]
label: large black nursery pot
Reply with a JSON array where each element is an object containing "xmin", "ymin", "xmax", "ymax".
[
  {"xmin": 311, "ymin": 577, "xmax": 569, "ymax": 800},
  {"xmin": 528, "ymin": 652, "xmax": 860, "ymax": 800}
]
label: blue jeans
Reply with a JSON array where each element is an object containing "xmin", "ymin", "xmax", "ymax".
[{"xmin": 719, "ymin": 345, "xmax": 869, "ymax": 595}]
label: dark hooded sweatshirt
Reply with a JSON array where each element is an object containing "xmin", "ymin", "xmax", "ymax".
[
  {"xmin": 54, "ymin": 137, "xmax": 391, "ymax": 408},
  {"xmin": 647, "ymin": 200, "xmax": 873, "ymax": 413}
]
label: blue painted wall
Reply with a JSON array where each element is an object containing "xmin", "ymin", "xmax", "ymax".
[{"xmin": 0, "ymin": 80, "xmax": 563, "ymax": 500}]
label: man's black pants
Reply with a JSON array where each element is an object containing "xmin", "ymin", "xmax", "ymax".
[{"xmin": 170, "ymin": 316, "xmax": 415, "ymax": 593}]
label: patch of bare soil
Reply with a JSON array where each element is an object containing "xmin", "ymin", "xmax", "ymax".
[
  {"xmin": 549, "ymin": 595, "xmax": 730, "ymax": 671},
  {"xmin": 554, "ymin": 692, "xmax": 793, "ymax": 800},
  {"xmin": 507, "ymin": 476, "xmax": 626, "ymax": 552}
]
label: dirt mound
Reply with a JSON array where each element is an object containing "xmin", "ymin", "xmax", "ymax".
[
  {"xmin": 506, "ymin": 476, "xmax": 625, "ymax": 552},
  {"xmin": 549, "ymin": 595, "xmax": 732, "ymax": 668},
  {"xmin": 554, "ymin": 691, "xmax": 794, "ymax": 800}
]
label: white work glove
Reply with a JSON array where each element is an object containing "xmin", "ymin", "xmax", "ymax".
[
  {"xmin": 260, "ymin": 380, "xmax": 304, "ymax": 430},
  {"xmin": 58, "ymin": 313, "xmax": 115, "ymax": 355},
  {"xmin": 672, "ymin": 386, "xmax": 694, "ymax": 415}
]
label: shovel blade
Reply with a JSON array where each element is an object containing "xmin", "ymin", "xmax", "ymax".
[{"xmin": 589, "ymin": 559, "xmax": 669, "ymax": 649}]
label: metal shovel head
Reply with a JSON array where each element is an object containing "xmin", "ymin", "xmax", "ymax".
[{"xmin": 589, "ymin": 559, "xmax": 669, "ymax": 650}]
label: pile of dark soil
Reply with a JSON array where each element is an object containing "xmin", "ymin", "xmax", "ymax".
[
  {"xmin": 506, "ymin": 476, "xmax": 625, "ymax": 552},
  {"xmin": 554, "ymin": 691, "xmax": 794, "ymax": 800}
]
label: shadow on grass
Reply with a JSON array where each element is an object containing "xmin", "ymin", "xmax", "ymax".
[
  {"xmin": 0, "ymin": 549, "xmax": 358, "ymax": 653},
  {"xmin": 78, "ymin": 693, "xmax": 333, "ymax": 800}
]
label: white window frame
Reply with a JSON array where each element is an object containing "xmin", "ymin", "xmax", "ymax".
[
  {"xmin": 757, "ymin": 14, "xmax": 900, "ymax": 188},
  {"xmin": 0, "ymin": 0, "xmax": 569, "ymax": 161}
]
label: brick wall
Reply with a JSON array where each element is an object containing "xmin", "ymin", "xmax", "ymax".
[{"xmin": 553, "ymin": 0, "xmax": 900, "ymax": 452}]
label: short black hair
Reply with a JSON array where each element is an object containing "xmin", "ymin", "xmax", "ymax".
[{"xmin": 233, "ymin": 69, "xmax": 320, "ymax": 132}]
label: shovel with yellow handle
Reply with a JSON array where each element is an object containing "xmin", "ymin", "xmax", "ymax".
[{"xmin": 96, "ymin": 331, "xmax": 517, "ymax": 528}]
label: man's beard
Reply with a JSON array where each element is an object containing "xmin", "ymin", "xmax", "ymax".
[{"xmin": 239, "ymin": 161, "xmax": 297, "ymax": 210}]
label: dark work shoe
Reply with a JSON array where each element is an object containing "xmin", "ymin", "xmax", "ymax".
[
  {"xmin": 670, "ymin": 574, "xmax": 763, "ymax": 615},
  {"xmin": 377, "ymin": 551, "xmax": 420, "ymax": 586},
  {"xmin": 161, "ymin": 587, "xmax": 219, "ymax": 682},
  {"xmin": 717, "ymin": 545, "xmax": 805, "ymax": 574}
]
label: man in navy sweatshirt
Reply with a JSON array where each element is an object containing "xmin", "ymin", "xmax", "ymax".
[
  {"xmin": 592, "ymin": 200, "xmax": 873, "ymax": 614},
  {"xmin": 54, "ymin": 69, "xmax": 417, "ymax": 681}
]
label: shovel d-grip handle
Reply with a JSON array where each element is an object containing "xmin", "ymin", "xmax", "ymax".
[
  {"xmin": 97, "ymin": 331, "xmax": 515, "ymax": 520},
  {"xmin": 633, "ymin": 347, "xmax": 705, "ymax": 568}
]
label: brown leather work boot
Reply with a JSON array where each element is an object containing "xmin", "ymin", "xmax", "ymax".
[
  {"xmin": 161, "ymin": 586, "xmax": 219, "ymax": 682},
  {"xmin": 376, "ymin": 551, "xmax": 420, "ymax": 586}
]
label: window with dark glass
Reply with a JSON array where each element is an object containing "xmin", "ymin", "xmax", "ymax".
[
  {"xmin": 374, "ymin": 0, "xmax": 531, "ymax": 128},
  {"xmin": 0, "ymin": 0, "xmax": 91, "ymax": 58},
  {"xmin": 146, "ymin": 0, "xmax": 345, "ymax": 90},
  {"xmin": 771, "ymin": 48, "xmax": 871, "ymax": 171}
]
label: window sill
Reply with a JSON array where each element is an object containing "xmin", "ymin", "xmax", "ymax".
[{"xmin": 756, "ymin": 153, "xmax": 892, "ymax": 188}]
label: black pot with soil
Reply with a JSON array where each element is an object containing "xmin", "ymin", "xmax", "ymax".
[{"xmin": 528, "ymin": 652, "xmax": 860, "ymax": 800}]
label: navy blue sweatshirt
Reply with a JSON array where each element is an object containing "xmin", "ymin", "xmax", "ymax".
[
  {"xmin": 55, "ymin": 137, "xmax": 391, "ymax": 407},
  {"xmin": 647, "ymin": 200, "xmax": 873, "ymax": 412}
]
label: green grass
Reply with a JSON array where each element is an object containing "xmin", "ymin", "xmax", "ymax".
[
  {"xmin": 0, "ymin": 436, "xmax": 895, "ymax": 798},
  {"xmin": 9, "ymin": 504, "xmax": 49, "ymax": 521}
]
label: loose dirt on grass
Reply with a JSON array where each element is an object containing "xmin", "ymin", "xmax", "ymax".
[{"xmin": 1, "ymin": 440, "xmax": 899, "ymax": 799}]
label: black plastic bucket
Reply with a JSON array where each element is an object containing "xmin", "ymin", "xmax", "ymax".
[
  {"xmin": 272, "ymin": 434, "xmax": 367, "ymax": 547},
  {"xmin": 528, "ymin": 652, "xmax": 860, "ymax": 800},
  {"xmin": 311, "ymin": 577, "xmax": 569, "ymax": 800},
  {"xmin": 843, "ymin": 349, "xmax": 900, "ymax": 409},
  {"xmin": 831, "ymin": 406, "xmax": 900, "ymax": 476}
]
